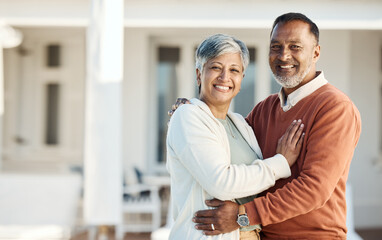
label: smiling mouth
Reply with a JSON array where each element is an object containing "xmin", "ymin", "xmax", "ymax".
[
  {"xmin": 279, "ymin": 65, "xmax": 295, "ymax": 69},
  {"xmin": 214, "ymin": 85, "xmax": 231, "ymax": 91}
]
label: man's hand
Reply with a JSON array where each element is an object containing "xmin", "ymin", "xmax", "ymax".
[
  {"xmin": 167, "ymin": 98, "xmax": 190, "ymax": 117},
  {"xmin": 193, "ymin": 199, "xmax": 240, "ymax": 235}
]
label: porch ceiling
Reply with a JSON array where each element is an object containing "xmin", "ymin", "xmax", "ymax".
[{"xmin": 0, "ymin": 0, "xmax": 381, "ymax": 30}]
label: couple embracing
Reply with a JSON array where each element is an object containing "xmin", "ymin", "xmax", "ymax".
[{"xmin": 166, "ymin": 12, "xmax": 361, "ymax": 240}]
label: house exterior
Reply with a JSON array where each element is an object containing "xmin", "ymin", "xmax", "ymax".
[{"xmin": 0, "ymin": 0, "xmax": 381, "ymax": 230}]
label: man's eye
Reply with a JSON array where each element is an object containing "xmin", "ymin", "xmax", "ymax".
[
  {"xmin": 270, "ymin": 45, "xmax": 280, "ymax": 50},
  {"xmin": 291, "ymin": 45, "xmax": 301, "ymax": 49},
  {"xmin": 231, "ymin": 68, "xmax": 240, "ymax": 73},
  {"xmin": 211, "ymin": 66, "xmax": 221, "ymax": 70}
]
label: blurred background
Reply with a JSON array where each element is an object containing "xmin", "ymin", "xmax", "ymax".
[{"xmin": 0, "ymin": 0, "xmax": 381, "ymax": 239}]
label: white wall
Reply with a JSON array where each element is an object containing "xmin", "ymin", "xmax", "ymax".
[
  {"xmin": 123, "ymin": 29, "xmax": 150, "ymax": 177},
  {"xmin": 349, "ymin": 30, "xmax": 382, "ymax": 228},
  {"xmin": 318, "ymin": 30, "xmax": 351, "ymax": 94},
  {"xmin": 316, "ymin": 29, "xmax": 382, "ymax": 228},
  {"xmin": 2, "ymin": 28, "xmax": 85, "ymax": 167}
]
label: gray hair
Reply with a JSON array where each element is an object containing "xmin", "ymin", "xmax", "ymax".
[{"xmin": 195, "ymin": 34, "xmax": 250, "ymax": 73}]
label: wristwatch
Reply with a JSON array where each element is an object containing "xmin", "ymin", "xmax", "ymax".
[{"xmin": 236, "ymin": 205, "xmax": 250, "ymax": 227}]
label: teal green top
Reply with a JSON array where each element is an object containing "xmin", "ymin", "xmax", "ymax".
[{"xmin": 217, "ymin": 116, "xmax": 262, "ymax": 232}]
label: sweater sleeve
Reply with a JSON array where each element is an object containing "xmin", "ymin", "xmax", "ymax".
[
  {"xmin": 167, "ymin": 105, "xmax": 291, "ymax": 201},
  {"xmin": 244, "ymin": 101, "xmax": 361, "ymax": 225}
]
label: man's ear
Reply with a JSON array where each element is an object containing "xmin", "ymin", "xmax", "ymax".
[
  {"xmin": 196, "ymin": 69, "xmax": 201, "ymax": 86},
  {"xmin": 313, "ymin": 45, "xmax": 320, "ymax": 63}
]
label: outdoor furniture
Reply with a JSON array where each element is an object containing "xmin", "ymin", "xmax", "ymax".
[{"xmin": 116, "ymin": 183, "xmax": 161, "ymax": 240}]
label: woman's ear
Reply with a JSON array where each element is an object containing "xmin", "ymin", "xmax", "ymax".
[{"xmin": 196, "ymin": 69, "xmax": 201, "ymax": 86}]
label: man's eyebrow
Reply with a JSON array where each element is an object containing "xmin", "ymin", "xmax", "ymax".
[{"xmin": 270, "ymin": 40, "xmax": 302, "ymax": 44}]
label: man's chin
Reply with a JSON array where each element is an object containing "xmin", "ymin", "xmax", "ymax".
[{"xmin": 274, "ymin": 76, "xmax": 302, "ymax": 89}]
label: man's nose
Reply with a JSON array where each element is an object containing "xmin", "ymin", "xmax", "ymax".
[{"xmin": 278, "ymin": 47, "xmax": 291, "ymax": 61}]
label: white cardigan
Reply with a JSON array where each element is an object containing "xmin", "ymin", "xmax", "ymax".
[{"xmin": 166, "ymin": 98, "xmax": 291, "ymax": 240}]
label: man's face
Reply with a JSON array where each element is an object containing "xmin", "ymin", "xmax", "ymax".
[{"xmin": 269, "ymin": 20, "xmax": 320, "ymax": 92}]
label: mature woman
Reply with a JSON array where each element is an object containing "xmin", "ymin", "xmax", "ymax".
[{"xmin": 166, "ymin": 34, "xmax": 304, "ymax": 240}]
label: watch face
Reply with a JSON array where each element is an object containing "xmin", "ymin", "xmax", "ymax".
[{"xmin": 237, "ymin": 215, "xmax": 250, "ymax": 227}]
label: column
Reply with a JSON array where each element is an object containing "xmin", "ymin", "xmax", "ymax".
[
  {"xmin": 0, "ymin": 45, "xmax": 3, "ymax": 171},
  {"xmin": 83, "ymin": 0, "xmax": 124, "ymax": 233},
  {"xmin": 0, "ymin": 22, "xmax": 22, "ymax": 170}
]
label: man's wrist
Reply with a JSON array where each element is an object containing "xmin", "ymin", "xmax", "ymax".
[
  {"xmin": 236, "ymin": 205, "xmax": 250, "ymax": 227},
  {"xmin": 244, "ymin": 200, "xmax": 261, "ymax": 226}
]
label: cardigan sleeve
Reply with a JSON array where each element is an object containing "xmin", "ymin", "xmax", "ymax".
[
  {"xmin": 244, "ymin": 101, "xmax": 362, "ymax": 225},
  {"xmin": 167, "ymin": 104, "xmax": 291, "ymax": 201}
]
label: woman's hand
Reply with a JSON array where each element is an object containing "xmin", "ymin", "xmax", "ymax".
[{"xmin": 276, "ymin": 119, "xmax": 305, "ymax": 167}]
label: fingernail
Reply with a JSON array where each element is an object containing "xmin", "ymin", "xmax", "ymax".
[
  {"xmin": 293, "ymin": 120, "xmax": 297, "ymax": 123},
  {"xmin": 300, "ymin": 124, "xmax": 304, "ymax": 128},
  {"xmin": 192, "ymin": 218, "xmax": 196, "ymax": 222},
  {"xmin": 205, "ymin": 200, "xmax": 210, "ymax": 204},
  {"xmin": 297, "ymin": 119, "xmax": 302, "ymax": 122}
]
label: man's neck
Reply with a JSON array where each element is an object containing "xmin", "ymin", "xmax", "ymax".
[{"xmin": 283, "ymin": 71, "xmax": 319, "ymax": 97}]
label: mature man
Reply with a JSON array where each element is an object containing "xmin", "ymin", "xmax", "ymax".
[{"xmin": 192, "ymin": 13, "xmax": 361, "ymax": 239}]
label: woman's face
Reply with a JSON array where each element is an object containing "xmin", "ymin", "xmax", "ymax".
[{"xmin": 197, "ymin": 52, "xmax": 244, "ymax": 108}]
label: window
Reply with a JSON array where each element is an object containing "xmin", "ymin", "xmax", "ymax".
[
  {"xmin": 45, "ymin": 83, "xmax": 60, "ymax": 145},
  {"xmin": 234, "ymin": 47, "xmax": 256, "ymax": 117},
  {"xmin": 46, "ymin": 44, "xmax": 61, "ymax": 67},
  {"xmin": 156, "ymin": 47, "xmax": 180, "ymax": 163}
]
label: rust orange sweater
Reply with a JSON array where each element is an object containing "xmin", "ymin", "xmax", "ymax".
[{"xmin": 244, "ymin": 83, "xmax": 361, "ymax": 240}]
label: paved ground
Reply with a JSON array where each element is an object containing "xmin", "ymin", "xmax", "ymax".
[
  {"xmin": 72, "ymin": 228, "xmax": 382, "ymax": 240},
  {"xmin": 71, "ymin": 230, "xmax": 151, "ymax": 240}
]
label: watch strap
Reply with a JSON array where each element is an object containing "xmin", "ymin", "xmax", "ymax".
[{"xmin": 238, "ymin": 205, "xmax": 246, "ymax": 215}]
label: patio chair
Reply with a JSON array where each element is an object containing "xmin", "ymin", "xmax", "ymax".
[{"xmin": 116, "ymin": 170, "xmax": 161, "ymax": 240}]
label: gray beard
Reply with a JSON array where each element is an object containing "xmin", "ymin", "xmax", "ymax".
[{"xmin": 273, "ymin": 63, "xmax": 312, "ymax": 88}]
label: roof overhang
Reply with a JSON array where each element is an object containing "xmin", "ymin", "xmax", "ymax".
[{"xmin": 1, "ymin": 0, "xmax": 381, "ymax": 30}]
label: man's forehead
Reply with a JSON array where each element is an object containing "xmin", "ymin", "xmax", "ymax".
[
  {"xmin": 273, "ymin": 21, "xmax": 309, "ymax": 33},
  {"xmin": 271, "ymin": 21, "xmax": 314, "ymax": 42}
]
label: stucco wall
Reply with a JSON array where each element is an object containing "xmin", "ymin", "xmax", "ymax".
[
  {"xmin": 316, "ymin": 29, "xmax": 382, "ymax": 228},
  {"xmin": 349, "ymin": 30, "xmax": 382, "ymax": 228}
]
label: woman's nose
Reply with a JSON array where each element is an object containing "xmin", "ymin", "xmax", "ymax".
[{"xmin": 218, "ymin": 70, "xmax": 229, "ymax": 81}]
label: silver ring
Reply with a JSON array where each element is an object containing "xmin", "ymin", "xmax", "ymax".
[{"xmin": 211, "ymin": 223, "xmax": 215, "ymax": 231}]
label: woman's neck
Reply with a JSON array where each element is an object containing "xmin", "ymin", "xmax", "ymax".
[{"xmin": 200, "ymin": 98, "xmax": 230, "ymax": 119}]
